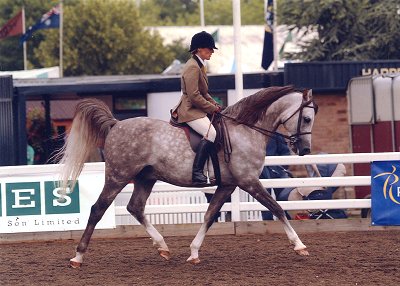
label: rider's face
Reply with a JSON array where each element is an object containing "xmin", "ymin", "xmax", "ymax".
[{"xmin": 197, "ymin": 48, "xmax": 214, "ymax": 61}]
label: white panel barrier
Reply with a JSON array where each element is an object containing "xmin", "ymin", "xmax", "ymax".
[{"xmin": 1, "ymin": 152, "xmax": 399, "ymax": 228}]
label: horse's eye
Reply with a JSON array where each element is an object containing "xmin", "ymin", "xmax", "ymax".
[{"xmin": 304, "ymin": 116, "xmax": 311, "ymax": 123}]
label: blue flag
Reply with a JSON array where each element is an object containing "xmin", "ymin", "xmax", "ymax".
[
  {"xmin": 371, "ymin": 160, "xmax": 400, "ymax": 226},
  {"xmin": 20, "ymin": 4, "xmax": 60, "ymax": 44}
]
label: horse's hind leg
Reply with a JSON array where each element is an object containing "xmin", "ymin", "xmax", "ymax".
[
  {"xmin": 187, "ymin": 185, "xmax": 236, "ymax": 264},
  {"xmin": 239, "ymin": 181, "xmax": 309, "ymax": 256},
  {"xmin": 126, "ymin": 179, "xmax": 170, "ymax": 260},
  {"xmin": 70, "ymin": 178, "xmax": 128, "ymax": 268},
  {"xmin": 280, "ymin": 217, "xmax": 309, "ymax": 255}
]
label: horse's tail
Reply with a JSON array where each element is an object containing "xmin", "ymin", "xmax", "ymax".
[{"xmin": 56, "ymin": 98, "xmax": 118, "ymax": 193}]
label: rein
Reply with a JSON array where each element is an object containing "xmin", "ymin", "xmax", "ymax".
[
  {"xmin": 220, "ymin": 112, "xmax": 291, "ymax": 143},
  {"xmin": 211, "ymin": 112, "xmax": 233, "ymax": 163}
]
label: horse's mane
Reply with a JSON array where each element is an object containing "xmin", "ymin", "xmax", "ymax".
[{"xmin": 222, "ymin": 85, "xmax": 295, "ymax": 125}]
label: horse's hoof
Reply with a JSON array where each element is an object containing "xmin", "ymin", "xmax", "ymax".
[
  {"xmin": 295, "ymin": 248, "xmax": 309, "ymax": 256},
  {"xmin": 187, "ymin": 257, "xmax": 201, "ymax": 265},
  {"xmin": 158, "ymin": 249, "xmax": 171, "ymax": 261},
  {"xmin": 70, "ymin": 260, "xmax": 82, "ymax": 268}
]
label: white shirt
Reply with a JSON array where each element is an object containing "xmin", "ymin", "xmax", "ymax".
[{"xmin": 195, "ymin": 54, "xmax": 206, "ymax": 68}]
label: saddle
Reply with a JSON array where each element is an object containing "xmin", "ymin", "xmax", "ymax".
[
  {"xmin": 169, "ymin": 116, "xmax": 203, "ymax": 152},
  {"xmin": 169, "ymin": 113, "xmax": 231, "ymax": 185}
]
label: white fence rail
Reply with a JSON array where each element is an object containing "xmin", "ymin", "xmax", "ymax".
[{"xmin": 115, "ymin": 152, "xmax": 400, "ymax": 225}]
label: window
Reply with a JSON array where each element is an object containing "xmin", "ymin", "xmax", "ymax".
[
  {"xmin": 113, "ymin": 93, "xmax": 147, "ymax": 119},
  {"xmin": 114, "ymin": 97, "xmax": 146, "ymax": 112}
]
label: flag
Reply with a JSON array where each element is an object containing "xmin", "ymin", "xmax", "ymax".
[
  {"xmin": 0, "ymin": 10, "xmax": 23, "ymax": 40},
  {"xmin": 211, "ymin": 29, "xmax": 219, "ymax": 43},
  {"xmin": 261, "ymin": 0, "xmax": 273, "ymax": 70},
  {"xmin": 20, "ymin": 4, "xmax": 60, "ymax": 44},
  {"xmin": 279, "ymin": 30, "xmax": 293, "ymax": 58}
]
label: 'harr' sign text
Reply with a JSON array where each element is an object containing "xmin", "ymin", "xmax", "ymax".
[{"xmin": 362, "ymin": 67, "xmax": 400, "ymax": 76}]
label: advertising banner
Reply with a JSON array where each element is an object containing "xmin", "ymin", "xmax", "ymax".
[
  {"xmin": 0, "ymin": 163, "xmax": 115, "ymax": 233},
  {"xmin": 371, "ymin": 160, "xmax": 400, "ymax": 225}
]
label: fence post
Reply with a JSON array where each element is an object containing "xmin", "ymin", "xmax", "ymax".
[
  {"xmin": 230, "ymin": 187, "xmax": 241, "ymax": 221},
  {"xmin": 0, "ymin": 75, "xmax": 16, "ymax": 166}
]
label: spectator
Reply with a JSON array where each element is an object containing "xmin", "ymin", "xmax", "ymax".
[{"xmin": 27, "ymin": 144, "xmax": 35, "ymax": 165}]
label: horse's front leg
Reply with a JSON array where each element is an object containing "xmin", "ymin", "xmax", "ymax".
[
  {"xmin": 70, "ymin": 179, "xmax": 128, "ymax": 268},
  {"xmin": 187, "ymin": 185, "xmax": 236, "ymax": 264},
  {"xmin": 239, "ymin": 180, "xmax": 309, "ymax": 256},
  {"xmin": 126, "ymin": 179, "xmax": 170, "ymax": 260}
]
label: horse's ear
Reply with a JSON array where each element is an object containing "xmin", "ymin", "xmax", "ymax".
[{"xmin": 302, "ymin": 89, "xmax": 312, "ymax": 101}]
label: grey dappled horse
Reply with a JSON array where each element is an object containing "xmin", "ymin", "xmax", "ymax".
[{"xmin": 57, "ymin": 86, "xmax": 317, "ymax": 268}]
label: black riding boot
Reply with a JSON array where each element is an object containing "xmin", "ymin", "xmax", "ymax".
[
  {"xmin": 208, "ymin": 142, "xmax": 221, "ymax": 185},
  {"xmin": 192, "ymin": 139, "xmax": 211, "ymax": 185}
]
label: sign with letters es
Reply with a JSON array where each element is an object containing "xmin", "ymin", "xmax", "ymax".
[
  {"xmin": 371, "ymin": 161, "xmax": 400, "ymax": 226},
  {"xmin": 0, "ymin": 164, "xmax": 115, "ymax": 233}
]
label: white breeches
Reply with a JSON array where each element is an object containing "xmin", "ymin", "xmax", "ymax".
[{"xmin": 187, "ymin": 116, "xmax": 216, "ymax": 142}]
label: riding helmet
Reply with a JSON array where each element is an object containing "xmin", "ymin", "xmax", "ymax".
[{"xmin": 189, "ymin": 31, "xmax": 218, "ymax": 52}]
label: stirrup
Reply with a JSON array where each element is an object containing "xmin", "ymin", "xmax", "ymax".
[{"xmin": 192, "ymin": 173, "xmax": 208, "ymax": 185}]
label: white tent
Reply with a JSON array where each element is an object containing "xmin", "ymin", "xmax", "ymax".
[{"xmin": 0, "ymin": 66, "xmax": 60, "ymax": 79}]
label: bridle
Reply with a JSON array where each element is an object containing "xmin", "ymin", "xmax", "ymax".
[
  {"xmin": 220, "ymin": 94, "xmax": 317, "ymax": 147},
  {"xmin": 279, "ymin": 97, "xmax": 317, "ymax": 146},
  {"xmin": 216, "ymin": 91, "xmax": 317, "ymax": 162}
]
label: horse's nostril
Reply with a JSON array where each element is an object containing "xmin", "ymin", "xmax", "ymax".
[{"xmin": 300, "ymin": 148, "xmax": 311, "ymax": 156}]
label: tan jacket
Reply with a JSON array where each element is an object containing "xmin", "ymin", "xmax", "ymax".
[{"xmin": 171, "ymin": 57, "xmax": 218, "ymax": 123}]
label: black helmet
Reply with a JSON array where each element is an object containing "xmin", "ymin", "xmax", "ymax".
[{"xmin": 189, "ymin": 31, "xmax": 218, "ymax": 52}]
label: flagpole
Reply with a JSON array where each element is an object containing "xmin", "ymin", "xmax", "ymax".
[
  {"xmin": 22, "ymin": 6, "xmax": 27, "ymax": 70},
  {"xmin": 59, "ymin": 0, "xmax": 63, "ymax": 77},
  {"xmin": 272, "ymin": 0, "xmax": 278, "ymax": 71},
  {"xmin": 200, "ymin": 0, "xmax": 205, "ymax": 26},
  {"xmin": 233, "ymin": 0, "xmax": 243, "ymax": 103}
]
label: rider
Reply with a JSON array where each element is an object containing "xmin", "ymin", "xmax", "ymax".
[{"xmin": 171, "ymin": 31, "xmax": 221, "ymax": 185}]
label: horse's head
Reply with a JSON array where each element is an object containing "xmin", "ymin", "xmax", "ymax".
[
  {"xmin": 278, "ymin": 89, "xmax": 318, "ymax": 156},
  {"xmin": 222, "ymin": 86, "xmax": 317, "ymax": 156}
]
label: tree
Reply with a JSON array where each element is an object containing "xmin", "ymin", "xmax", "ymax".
[
  {"xmin": 204, "ymin": 0, "xmax": 264, "ymax": 26},
  {"xmin": 239, "ymin": 0, "xmax": 264, "ymax": 25},
  {"xmin": 139, "ymin": 0, "xmax": 198, "ymax": 26},
  {"xmin": 35, "ymin": 0, "xmax": 175, "ymax": 76},
  {"xmin": 138, "ymin": 0, "xmax": 264, "ymax": 26},
  {"xmin": 278, "ymin": 0, "xmax": 400, "ymax": 61},
  {"xmin": 166, "ymin": 39, "xmax": 191, "ymax": 63}
]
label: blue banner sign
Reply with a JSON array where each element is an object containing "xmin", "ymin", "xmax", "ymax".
[{"xmin": 371, "ymin": 160, "xmax": 400, "ymax": 226}]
